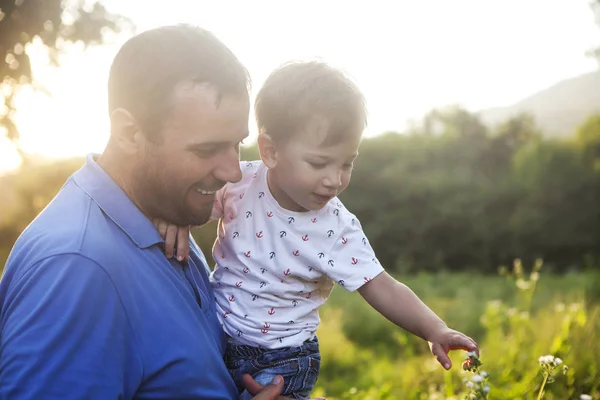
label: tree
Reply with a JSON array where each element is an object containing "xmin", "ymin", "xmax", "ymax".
[{"xmin": 0, "ymin": 0, "xmax": 131, "ymax": 152}]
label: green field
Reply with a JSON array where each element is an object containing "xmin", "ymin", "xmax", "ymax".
[{"xmin": 311, "ymin": 267, "xmax": 600, "ymax": 399}]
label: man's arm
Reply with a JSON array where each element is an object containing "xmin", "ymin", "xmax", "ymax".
[{"xmin": 0, "ymin": 254, "xmax": 142, "ymax": 399}]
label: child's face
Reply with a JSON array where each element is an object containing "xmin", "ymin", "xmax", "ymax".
[{"xmin": 268, "ymin": 121, "xmax": 362, "ymax": 212}]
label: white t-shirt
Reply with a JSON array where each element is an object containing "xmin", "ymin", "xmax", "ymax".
[{"xmin": 210, "ymin": 161, "xmax": 384, "ymax": 348}]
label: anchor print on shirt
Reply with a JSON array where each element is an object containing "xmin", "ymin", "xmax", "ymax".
[{"xmin": 261, "ymin": 322, "xmax": 270, "ymax": 334}]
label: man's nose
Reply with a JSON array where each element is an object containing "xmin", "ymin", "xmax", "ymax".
[{"xmin": 214, "ymin": 146, "xmax": 242, "ymax": 184}]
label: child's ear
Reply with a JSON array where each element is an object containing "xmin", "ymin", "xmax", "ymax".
[{"xmin": 257, "ymin": 132, "xmax": 278, "ymax": 168}]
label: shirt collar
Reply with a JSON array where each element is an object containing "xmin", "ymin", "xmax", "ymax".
[{"xmin": 73, "ymin": 153, "xmax": 163, "ymax": 249}]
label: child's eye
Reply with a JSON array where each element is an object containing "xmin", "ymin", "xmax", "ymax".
[
  {"xmin": 309, "ymin": 162, "xmax": 327, "ymax": 169},
  {"xmin": 342, "ymin": 163, "xmax": 354, "ymax": 170}
]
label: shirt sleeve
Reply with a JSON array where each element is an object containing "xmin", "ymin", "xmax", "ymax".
[
  {"xmin": 0, "ymin": 254, "xmax": 142, "ymax": 399},
  {"xmin": 320, "ymin": 217, "xmax": 385, "ymax": 292},
  {"xmin": 210, "ymin": 186, "xmax": 227, "ymax": 221}
]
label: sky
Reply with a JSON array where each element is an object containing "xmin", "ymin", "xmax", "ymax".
[{"xmin": 1, "ymin": 0, "xmax": 599, "ymax": 172}]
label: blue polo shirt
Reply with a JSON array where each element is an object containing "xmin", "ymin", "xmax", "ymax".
[{"xmin": 0, "ymin": 154, "xmax": 239, "ymax": 399}]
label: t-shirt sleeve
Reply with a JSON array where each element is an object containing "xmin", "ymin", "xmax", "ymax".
[
  {"xmin": 320, "ymin": 216, "xmax": 385, "ymax": 292},
  {"xmin": 210, "ymin": 186, "xmax": 227, "ymax": 221},
  {"xmin": 210, "ymin": 161, "xmax": 260, "ymax": 222},
  {"xmin": 0, "ymin": 254, "xmax": 141, "ymax": 399}
]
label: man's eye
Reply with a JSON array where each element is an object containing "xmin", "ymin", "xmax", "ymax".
[
  {"xmin": 194, "ymin": 149, "xmax": 215, "ymax": 158},
  {"xmin": 343, "ymin": 163, "xmax": 354, "ymax": 170}
]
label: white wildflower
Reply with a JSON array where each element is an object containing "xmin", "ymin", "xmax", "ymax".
[
  {"xmin": 580, "ymin": 395, "xmax": 592, "ymax": 400},
  {"xmin": 539, "ymin": 355, "xmax": 555, "ymax": 364},
  {"xmin": 472, "ymin": 375, "xmax": 484, "ymax": 383},
  {"xmin": 466, "ymin": 381, "xmax": 474, "ymax": 389},
  {"xmin": 480, "ymin": 371, "xmax": 488, "ymax": 378},
  {"xmin": 483, "ymin": 385, "xmax": 491, "ymax": 393},
  {"xmin": 554, "ymin": 358, "xmax": 563, "ymax": 365}
]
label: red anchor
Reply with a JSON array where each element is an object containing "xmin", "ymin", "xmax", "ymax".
[
  {"xmin": 223, "ymin": 311, "xmax": 231, "ymax": 318},
  {"xmin": 267, "ymin": 211, "xmax": 273, "ymax": 218},
  {"xmin": 283, "ymin": 268, "xmax": 291, "ymax": 276},
  {"xmin": 229, "ymin": 212, "xmax": 235, "ymax": 220},
  {"xmin": 256, "ymin": 231, "xmax": 263, "ymax": 238},
  {"xmin": 342, "ymin": 237, "xmax": 348, "ymax": 244},
  {"xmin": 305, "ymin": 292, "xmax": 312, "ymax": 299},
  {"xmin": 311, "ymin": 218, "xmax": 317, "ymax": 223},
  {"xmin": 302, "ymin": 235, "xmax": 309, "ymax": 241},
  {"xmin": 364, "ymin": 276, "xmax": 372, "ymax": 283},
  {"xmin": 243, "ymin": 267, "xmax": 249, "ymax": 274},
  {"xmin": 268, "ymin": 307, "xmax": 275, "ymax": 315},
  {"xmin": 261, "ymin": 322, "xmax": 270, "ymax": 334},
  {"xmin": 239, "ymin": 194, "xmax": 244, "ymax": 199},
  {"xmin": 221, "ymin": 253, "xmax": 225, "ymax": 259},
  {"xmin": 228, "ymin": 295, "xmax": 235, "ymax": 302},
  {"xmin": 244, "ymin": 251, "xmax": 251, "ymax": 258},
  {"xmin": 292, "ymin": 250, "xmax": 300, "ymax": 256},
  {"xmin": 351, "ymin": 257, "xmax": 359, "ymax": 265},
  {"xmin": 235, "ymin": 281, "xmax": 243, "ymax": 287}
]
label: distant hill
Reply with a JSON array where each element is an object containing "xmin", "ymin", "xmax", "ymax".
[{"xmin": 478, "ymin": 70, "xmax": 600, "ymax": 137}]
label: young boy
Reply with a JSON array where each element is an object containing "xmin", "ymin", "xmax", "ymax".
[{"xmin": 162, "ymin": 61, "xmax": 479, "ymax": 399}]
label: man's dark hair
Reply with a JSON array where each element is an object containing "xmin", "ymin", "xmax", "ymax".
[
  {"xmin": 254, "ymin": 61, "xmax": 366, "ymax": 145},
  {"xmin": 108, "ymin": 24, "xmax": 251, "ymax": 141}
]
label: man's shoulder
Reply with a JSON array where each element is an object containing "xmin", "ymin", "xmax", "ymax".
[{"xmin": 6, "ymin": 179, "xmax": 117, "ymax": 276}]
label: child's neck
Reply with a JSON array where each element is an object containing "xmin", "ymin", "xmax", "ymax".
[{"xmin": 266, "ymin": 168, "xmax": 308, "ymax": 213}]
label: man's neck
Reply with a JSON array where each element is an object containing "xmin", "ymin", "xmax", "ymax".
[{"xmin": 97, "ymin": 150, "xmax": 147, "ymax": 217}]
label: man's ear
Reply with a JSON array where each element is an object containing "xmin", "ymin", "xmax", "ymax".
[
  {"xmin": 257, "ymin": 132, "xmax": 279, "ymax": 169},
  {"xmin": 109, "ymin": 108, "xmax": 145, "ymax": 155}
]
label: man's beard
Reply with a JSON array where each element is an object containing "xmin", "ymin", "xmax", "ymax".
[{"xmin": 130, "ymin": 164, "xmax": 212, "ymax": 227}]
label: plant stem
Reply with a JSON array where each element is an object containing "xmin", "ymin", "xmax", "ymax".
[{"xmin": 536, "ymin": 373, "xmax": 549, "ymax": 400}]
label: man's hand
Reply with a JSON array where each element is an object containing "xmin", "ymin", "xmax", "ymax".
[
  {"xmin": 242, "ymin": 374, "xmax": 326, "ymax": 400},
  {"xmin": 427, "ymin": 326, "xmax": 479, "ymax": 370},
  {"xmin": 151, "ymin": 218, "xmax": 191, "ymax": 261}
]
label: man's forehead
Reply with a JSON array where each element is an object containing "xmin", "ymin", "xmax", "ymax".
[{"xmin": 172, "ymin": 81, "xmax": 249, "ymax": 110}]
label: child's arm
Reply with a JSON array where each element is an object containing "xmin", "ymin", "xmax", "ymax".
[
  {"xmin": 154, "ymin": 184, "xmax": 228, "ymax": 261},
  {"xmin": 357, "ymin": 272, "xmax": 479, "ymax": 370}
]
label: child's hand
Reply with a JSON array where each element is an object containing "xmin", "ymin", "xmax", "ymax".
[
  {"xmin": 428, "ymin": 327, "xmax": 479, "ymax": 370},
  {"xmin": 152, "ymin": 218, "xmax": 191, "ymax": 262}
]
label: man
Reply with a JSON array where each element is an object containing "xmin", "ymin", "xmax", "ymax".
[{"xmin": 0, "ymin": 25, "xmax": 323, "ymax": 400}]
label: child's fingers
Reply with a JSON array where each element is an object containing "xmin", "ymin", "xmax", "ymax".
[
  {"xmin": 154, "ymin": 219, "xmax": 168, "ymax": 239},
  {"xmin": 176, "ymin": 226, "xmax": 191, "ymax": 261},
  {"xmin": 430, "ymin": 343, "xmax": 452, "ymax": 370},
  {"xmin": 164, "ymin": 224, "xmax": 178, "ymax": 258}
]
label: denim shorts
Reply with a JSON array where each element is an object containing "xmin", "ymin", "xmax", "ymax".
[{"xmin": 224, "ymin": 335, "xmax": 321, "ymax": 400}]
